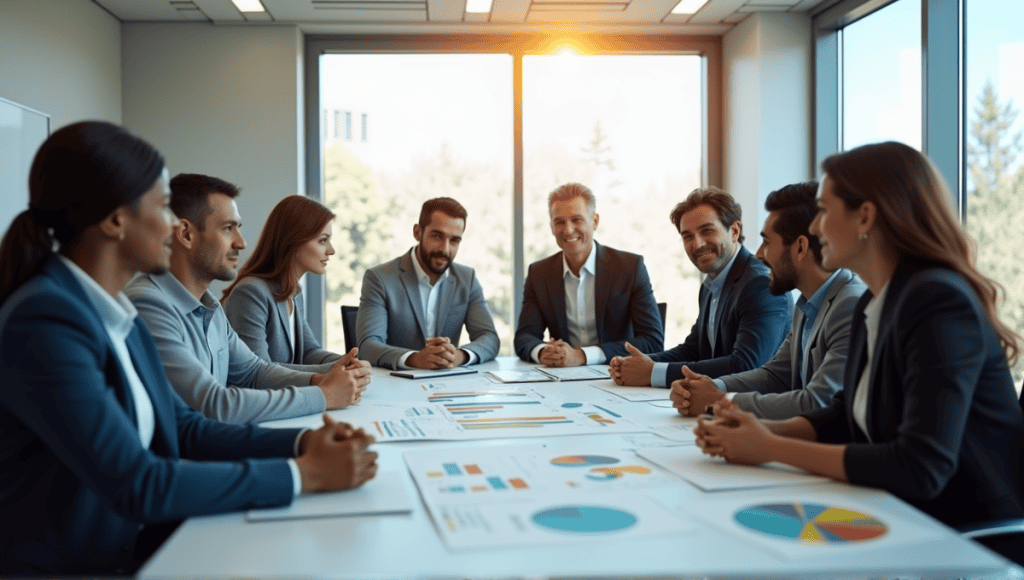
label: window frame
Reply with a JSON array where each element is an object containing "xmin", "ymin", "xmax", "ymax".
[{"xmin": 302, "ymin": 34, "xmax": 722, "ymax": 342}]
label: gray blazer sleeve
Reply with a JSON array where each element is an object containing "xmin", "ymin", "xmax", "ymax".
[
  {"xmin": 356, "ymin": 267, "xmax": 410, "ymax": 369},
  {"xmin": 727, "ymin": 292, "xmax": 858, "ymax": 420},
  {"xmin": 130, "ymin": 282, "xmax": 327, "ymax": 425},
  {"xmin": 457, "ymin": 271, "xmax": 499, "ymax": 363},
  {"xmin": 223, "ymin": 277, "xmax": 338, "ymax": 371}
]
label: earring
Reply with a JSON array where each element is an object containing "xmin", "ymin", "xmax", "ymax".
[{"xmin": 858, "ymin": 232, "xmax": 867, "ymax": 241}]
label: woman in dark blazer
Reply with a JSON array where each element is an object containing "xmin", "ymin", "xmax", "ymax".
[
  {"xmin": 694, "ymin": 141, "xmax": 1023, "ymax": 528},
  {"xmin": 222, "ymin": 195, "xmax": 357, "ymax": 368},
  {"xmin": 0, "ymin": 122, "xmax": 377, "ymax": 575}
]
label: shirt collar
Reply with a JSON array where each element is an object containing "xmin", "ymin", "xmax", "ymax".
[
  {"xmin": 562, "ymin": 243, "xmax": 597, "ymax": 280},
  {"xmin": 149, "ymin": 271, "xmax": 220, "ymax": 314},
  {"xmin": 796, "ymin": 268, "xmax": 843, "ymax": 317},
  {"xmin": 409, "ymin": 247, "xmax": 450, "ymax": 286},
  {"xmin": 58, "ymin": 254, "xmax": 138, "ymax": 339},
  {"xmin": 703, "ymin": 246, "xmax": 740, "ymax": 293}
]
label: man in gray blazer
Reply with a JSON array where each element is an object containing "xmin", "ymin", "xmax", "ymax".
[
  {"xmin": 126, "ymin": 174, "xmax": 370, "ymax": 424},
  {"xmin": 357, "ymin": 197, "xmax": 499, "ymax": 370},
  {"xmin": 671, "ymin": 182, "xmax": 866, "ymax": 420}
]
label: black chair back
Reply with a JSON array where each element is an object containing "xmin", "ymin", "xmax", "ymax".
[{"xmin": 341, "ymin": 305, "xmax": 358, "ymax": 353}]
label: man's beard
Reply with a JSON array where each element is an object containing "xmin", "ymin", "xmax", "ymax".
[
  {"xmin": 418, "ymin": 243, "xmax": 452, "ymax": 276},
  {"xmin": 766, "ymin": 255, "xmax": 798, "ymax": 296}
]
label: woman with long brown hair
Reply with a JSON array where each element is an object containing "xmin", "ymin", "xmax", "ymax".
[
  {"xmin": 691, "ymin": 141, "xmax": 1023, "ymax": 528},
  {"xmin": 223, "ymin": 195, "xmax": 351, "ymax": 366}
]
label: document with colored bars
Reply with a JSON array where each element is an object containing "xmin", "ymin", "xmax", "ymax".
[
  {"xmin": 404, "ymin": 444, "xmax": 696, "ymax": 549},
  {"xmin": 368, "ymin": 383, "xmax": 647, "ymax": 442}
]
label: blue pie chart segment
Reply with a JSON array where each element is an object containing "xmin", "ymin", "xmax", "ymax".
[{"xmin": 532, "ymin": 506, "xmax": 638, "ymax": 534}]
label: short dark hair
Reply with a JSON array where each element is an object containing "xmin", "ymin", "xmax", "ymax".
[
  {"xmin": 169, "ymin": 173, "xmax": 241, "ymax": 230},
  {"xmin": 419, "ymin": 197, "xmax": 468, "ymax": 230},
  {"xmin": 764, "ymin": 181, "xmax": 823, "ymax": 264},
  {"xmin": 669, "ymin": 187, "xmax": 744, "ymax": 244}
]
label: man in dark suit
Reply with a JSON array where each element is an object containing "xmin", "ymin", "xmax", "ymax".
[
  {"xmin": 610, "ymin": 187, "xmax": 792, "ymax": 386},
  {"xmin": 514, "ymin": 183, "xmax": 663, "ymax": 367},
  {"xmin": 357, "ymin": 197, "xmax": 500, "ymax": 370}
]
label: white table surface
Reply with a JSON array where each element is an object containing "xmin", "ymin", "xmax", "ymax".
[{"xmin": 139, "ymin": 358, "xmax": 1020, "ymax": 579}]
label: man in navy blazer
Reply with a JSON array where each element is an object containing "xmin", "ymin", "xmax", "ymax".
[
  {"xmin": 514, "ymin": 183, "xmax": 663, "ymax": 366},
  {"xmin": 611, "ymin": 187, "xmax": 791, "ymax": 386},
  {"xmin": 0, "ymin": 256, "xmax": 375, "ymax": 575},
  {"xmin": 357, "ymin": 197, "xmax": 500, "ymax": 370}
]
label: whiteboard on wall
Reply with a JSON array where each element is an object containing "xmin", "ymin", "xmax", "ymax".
[{"xmin": 0, "ymin": 97, "xmax": 50, "ymax": 236}]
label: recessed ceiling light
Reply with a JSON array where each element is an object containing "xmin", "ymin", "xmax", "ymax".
[
  {"xmin": 466, "ymin": 0, "xmax": 493, "ymax": 13},
  {"xmin": 231, "ymin": 0, "xmax": 266, "ymax": 12},
  {"xmin": 670, "ymin": 0, "xmax": 708, "ymax": 14}
]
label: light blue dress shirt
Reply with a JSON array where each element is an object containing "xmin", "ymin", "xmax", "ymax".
[
  {"xmin": 398, "ymin": 249, "xmax": 478, "ymax": 369},
  {"xmin": 651, "ymin": 247, "xmax": 740, "ymax": 387}
]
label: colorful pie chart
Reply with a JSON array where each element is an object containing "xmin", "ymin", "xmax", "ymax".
[
  {"xmin": 550, "ymin": 455, "xmax": 620, "ymax": 467},
  {"xmin": 735, "ymin": 503, "xmax": 888, "ymax": 544},
  {"xmin": 532, "ymin": 505, "xmax": 638, "ymax": 534}
]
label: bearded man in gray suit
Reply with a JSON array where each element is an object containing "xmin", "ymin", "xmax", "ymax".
[
  {"xmin": 672, "ymin": 182, "xmax": 867, "ymax": 420},
  {"xmin": 357, "ymin": 197, "xmax": 499, "ymax": 370}
]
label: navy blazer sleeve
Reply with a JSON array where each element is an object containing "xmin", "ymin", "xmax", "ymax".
[
  {"xmin": 597, "ymin": 254, "xmax": 664, "ymax": 358},
  {"xmin": 514, "ymin": 260, "xmax": 552, "ymax": 361},
  {"xmin": 652, "ymin": 268, "xmax": 791, "ymax": 383},
  {"xmin": 0, "ymin": 285, "xmax": 297, "ymax": 542}
]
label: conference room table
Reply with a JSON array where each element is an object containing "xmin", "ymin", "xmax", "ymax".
[{"xmin": 139, "ymin": 357, "xmax": 1020, "ymax": 579}]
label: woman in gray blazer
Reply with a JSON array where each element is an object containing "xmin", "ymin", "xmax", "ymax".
[{"xmin": 223, "ymin": 196, "xmax": 347, "ymax": 367}]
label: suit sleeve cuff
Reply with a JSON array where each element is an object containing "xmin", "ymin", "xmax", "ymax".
[
  {"xmin": 463, "ymin": 349, "xmax": 478, "ymax": 366},
  {"xmin": 582, "ymin": 346, "xmax": 605, "ymax": 365},
  {"xmin": 287, "ymin": 458, "xmax": 302, "ymax": 496},
  {"xmin": 651, "ymin": 363, "xmax": 669, "ymax": 387},
  {"xmin": 530, "ymin": 343, "xmax": 545, "ymax": 364},
  {"xmin": 397, "ymin": 351, "xmax": 413, "ymax": 369}
]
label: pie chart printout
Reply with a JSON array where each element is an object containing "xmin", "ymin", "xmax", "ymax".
[
  {"xmin": 550, "ymin": 455, "xmax": 619, "ymax": 467},
  {"xmin": 734, "ymin": 503, "xmax": 888, "ymax": 544},
  {"xmin": 532, "ymin": 506, "xmax": 639, "ymax": 534}
]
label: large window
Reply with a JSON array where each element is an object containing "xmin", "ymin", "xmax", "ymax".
[
  {"xmin": 523, "ymin": 54, "xmax": 703, "ymax": 342},
  {"xmin": 306, "ymin": 38, "xmax": 718, "ymax": 355},
  {"xmin": 965, "ymin": 0, "xmax": 1024, "ymax": 382},
  {"xmin": 816, "ymin": 0, "xmax": 1024, "ymax": 387},
  {"xmin": 841, "ymin": 0, "xmax": 921, "ymax": 150}
]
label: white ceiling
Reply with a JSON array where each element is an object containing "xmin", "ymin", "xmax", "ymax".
[{"xmin": 93, "ymin": 0, "xmax": 831, "ymax": 34}]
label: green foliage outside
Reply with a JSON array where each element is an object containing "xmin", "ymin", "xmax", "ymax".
[
  {"xmin": 965, "ymin": 82, "xmax": 1024, "ymax": 385},
  {"xmin": 321, "ymin": 123, "xmax": 703, "ymax": 355}
]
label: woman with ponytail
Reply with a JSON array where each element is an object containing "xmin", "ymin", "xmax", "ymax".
[
  {"xmin": 0, "ymin": 122, "xmax": 377, "ymax": 575},
  {"xmin": 692, "ymin": 141, "xmax": 1023, "ymax": 528}
]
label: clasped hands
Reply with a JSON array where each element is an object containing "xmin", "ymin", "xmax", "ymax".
[
  {"xmin": 538, "ymin": 339, "xmax": 586, "ymax": 367},
  {"xmin": 407, "ymin": 337, "xmax": 468, "ymax": 369},
  {"xmin": 608, "ymin": 342, "xmax": 653, "ymax": 385},
  {"xmin": 688, "ymin": 387, "xmax": 777, "ymax": 466},
  {"xmin": 296, "ymin": 414, "xmax": 378, "ymax": 492},
  {"xmin": 313, "ymin": 347, "xmax": 371, "ymax": 409}
]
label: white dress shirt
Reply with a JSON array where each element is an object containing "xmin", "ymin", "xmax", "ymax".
[
  {"xmin": 399, "ymin": 248, "xmax": 478, "ymax": 369},
  {"xmin": 59, "ymin": 255, "xmax": 155, "ymax": 449},
  {"xmin": 853, "ymin": 283, "xmax": 889, "ymax": 442},
  {"xmin": 530, "ymin": 246, "xmax": 604, "ymax": 365}
]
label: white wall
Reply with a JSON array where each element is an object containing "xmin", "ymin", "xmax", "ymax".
[
  {"xmin": 723, "ymin": 12, "xmax": 812, "ymax": 252},
  {"xmin": 0, "ymin": 0, "xmax": 122, "ymax": 128},
  {"xmin": 121, "ymin": 23, "xmax": 304, "ymax": 296}
]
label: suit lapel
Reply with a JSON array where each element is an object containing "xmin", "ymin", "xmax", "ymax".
[
  {"xmin": 711, "ymin": 248, "xmax": 749, "ymax": 355},
  {"xmin": 593, "ymin": 243, "xmax": 607, "ymax": 341},
  {"xmin": 546, "ymin": 254, "xmax": 569, "ymax": 340},
  {"xmin": 400, "ymin": 252, "xmax": 429, "ymax": 340},
  {"xmin": 126, "ymin": 323, "xmax": 177, "ymax": 456},
  {"xmin": 435, "ymin": 271, "xmax": 456, "ymax": 337},
  {"xmin": 274, "ymin": 298, "xmax": 295, "ymax": 363},
  {"xmin": 697, "ymin": 285, "xmax": 712, "ymax": 356},
  {"xmin": 791, "ymin": 307, "xmax": 807, "ymax": 389},
  {"xmin": 292, "ymin": 292, "xmax": 304, "ymax": 363}
]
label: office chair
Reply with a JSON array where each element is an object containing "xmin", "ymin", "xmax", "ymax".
[
  {"xmin": 955, "ymin": 382, "xmax": 1024, "ymax": 566},
  {"xmin": 657, "ymin": 302, "xmax": 667, "ymax": 334},
  {"xmin": 341, "ymin": 305, "xmax": 359, "ymax": 353}
]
